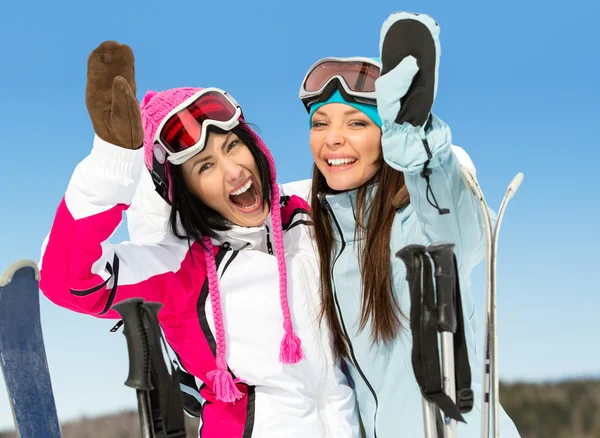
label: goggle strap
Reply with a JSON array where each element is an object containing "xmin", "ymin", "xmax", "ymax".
[
  {"xmin": 151, "ymin": 152, "xmax": 171, "ymax": 205},
  {"xmin": 353, "ymin": 63, "xmax": 370, "ymax": 91},
  {"xmin": 303, "ymin": 79, "xmax": 376, "ymax": 111}
]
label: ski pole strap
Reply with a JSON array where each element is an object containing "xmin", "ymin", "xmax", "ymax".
[
  {"xmin": 110, "ymin": 319, "xmax": 123, "ymax": 332},
  {"xmin": 429, "ymin": 244, "xmax": 474, "ymax": 416},
  {"xmin": 451, "ymin": 253, "xmax": 474, "ymax": 414},
  {"xmin": 413, "ymin": 249, "xmax": 465, "ymax": 422},
  {"xmin": 396, "ymin": 244, "xmax": 473, "ymax": 423}
]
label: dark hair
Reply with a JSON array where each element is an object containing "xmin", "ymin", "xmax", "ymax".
[
  {"xmin": 311, "ymin": 158, "xmax": 410, "ymax": 360},
  {"xmin": 169, "ymin": 123, "xmax": 272, "ymax": 243}
]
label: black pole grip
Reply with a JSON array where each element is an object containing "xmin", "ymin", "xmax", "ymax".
[
  {"xmin": 396, "ymin": 244, "xmax": 427, "ymax": 281},
  {"xmin": 112, "ymin": 298, "xmax": 153, "ymax": 391},
  {"xmin": 142, "ymin": 301, "xmax": 164, "ymax": 324},
  {"xmin": 427, "ymin": 242, "xmax": 457, "ymax": 333},
  {"xmin": 140, "ymin": 302, "xmax": 168, "ymax": 434}
]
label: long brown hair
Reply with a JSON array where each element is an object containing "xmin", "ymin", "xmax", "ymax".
[{"xmin": 311, "ymin": 159, "xmax": 410, "ymax": 359}]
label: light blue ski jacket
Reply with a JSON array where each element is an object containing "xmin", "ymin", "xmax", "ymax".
[{"xmin": 320, "ymin": 113, "xmax": 521, "ymax": 438}]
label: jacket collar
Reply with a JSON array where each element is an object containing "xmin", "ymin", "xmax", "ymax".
[
  {"xmin": 321, "ymin": 183, "xmax": 412, "ymax": 244},
  {"xmin": 210, "ymin": 214, "xmax": 273, "ymax": 252},
  {"xmin": 321, "ymin": 184, "xmax": 379, "ymax": 244}
]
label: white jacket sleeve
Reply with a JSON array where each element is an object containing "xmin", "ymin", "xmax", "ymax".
[{"xmin": 39, "ymin": 136, "xmax": 197, "ymax": 319}]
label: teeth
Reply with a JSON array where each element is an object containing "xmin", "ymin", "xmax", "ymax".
[
  {"xmin": 231, "ymin": 179, "xmax": 252, "ymax": 196},
  {"xmin": 327, "ymin": 158, "xmax": 357, "ymax": 166}
]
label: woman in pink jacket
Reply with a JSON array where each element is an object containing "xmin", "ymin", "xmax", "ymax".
[{"xmin": 39, "ymin": 41, "xmax": 360, "ymax": 437}]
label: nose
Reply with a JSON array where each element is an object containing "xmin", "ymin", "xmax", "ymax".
[
  {"xmin": 324, "ymin": 127, "xmax": 344, "ymax": 150},
  {"xmin": 221, "ymin": 157, "xmax": 244, "ymax": 185}
]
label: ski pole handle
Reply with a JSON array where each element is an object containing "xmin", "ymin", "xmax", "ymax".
[
  {"xmin": 427, "ymin": 242, "xmax": 457, "ymax": 333},
  {"xmin": 396, "ymin": 244, "xmax": 427, "ymax": 280},
  {"xmin": 142, "ymin": 301, "xmax": 164, "ymax": 326},
  {"xmin": 112, "ymin": 298, "xmax": 153, "ymax": 391}
]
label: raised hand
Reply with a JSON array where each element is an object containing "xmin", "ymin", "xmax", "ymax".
[
  {"xmin": 376, "ymin": 12, "xmax": 441, "ymax": 130},
  {"xmin": 85, "ymin": 41, "xmax": 143, "ymax": 150}
]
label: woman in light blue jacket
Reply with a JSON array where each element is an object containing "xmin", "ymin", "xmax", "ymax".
[{"xmin": 299, "ymin": 12, "xmax": 521, "ymax": 437}]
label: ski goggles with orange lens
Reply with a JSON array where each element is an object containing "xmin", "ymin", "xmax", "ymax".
[
  {"xmin": 299, "ymin": 57, "xmax": 381, "ymax": 112},
  {"xmin": 153, "ymin": 88, "xmax": 243, "ymax": 165}
]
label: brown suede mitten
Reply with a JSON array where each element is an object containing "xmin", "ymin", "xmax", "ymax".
[{"xmin": 85, "ymin": 41, "xmax": 143, "ymax": 150}]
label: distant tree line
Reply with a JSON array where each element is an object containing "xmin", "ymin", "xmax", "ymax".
[{"xmin": 1, "ymin": 379, "xmax": 598, "ymax": 438}]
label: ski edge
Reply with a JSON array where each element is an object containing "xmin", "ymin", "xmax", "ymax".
[
  {"xmin": 460, "ymin": 165, "xmax": 494, "ymax": 438},
  {"xmin": 0, "ymin": 357, "xmax": 22, "ymax": 437}
]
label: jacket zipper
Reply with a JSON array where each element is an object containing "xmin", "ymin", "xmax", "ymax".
[
  {"xmin": 265, "ymin": 225, "xmax": 333, "ymax": 437},
  {"xmin": 321, "ymin": 197, "xmax": 379, "ymax": 438},
  {"xmin": 265, "ymin": 225, "xmax": 274, "ymax": 255}
]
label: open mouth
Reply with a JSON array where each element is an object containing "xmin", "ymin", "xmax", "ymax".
[
  {"xmin": 229, "ymin": 177, "xmax": 262, "ymax": 213},
  {"xmin": 327, "ymin": 157, "xmax": 357, "ymax": 169}
]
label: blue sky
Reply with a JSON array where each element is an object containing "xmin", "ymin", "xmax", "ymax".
[{"xmin": 1, "ymin": 0, "xmax": 598, "ymax": 430}]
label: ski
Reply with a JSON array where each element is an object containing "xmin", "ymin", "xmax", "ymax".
[
  {"xmin": 0, "ymin": 259, "xmax": 62, "ymax": 437},
  {"xmin": 460, "ymin": 168, "xmax": 524, "ymax": 438}
]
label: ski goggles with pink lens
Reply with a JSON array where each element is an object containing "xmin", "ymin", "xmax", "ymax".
[
  {"xmin": 299, "ymin": 57, "xmax": 381, "ymax": 112},
  {"xmin": 153, "ymin": 88, "xmax": 243, "ymax": 165}
]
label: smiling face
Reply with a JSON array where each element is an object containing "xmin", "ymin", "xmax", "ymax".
[
  {"xmin": 181, "ymin": 130, "xmax": 269, "ymax": 227},
  {"xmin": 309, "ymin": 103, "xmax": 382, "ymax": 191}
]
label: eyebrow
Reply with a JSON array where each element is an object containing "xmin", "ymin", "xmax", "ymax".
[
  {"xmin": 191, "ymin": 132, "xmax": 235, "ymax": 170},
  {"xmin": 343, "ymin": 108, "xmax": 363, "ymax": 116},
  {"xmin": 313, "ymin": 107, "xmax": 364, "ymax": 117},
  {"xmin": 219, "ymin": 132, "xmax": 234, "ymax": 152}
]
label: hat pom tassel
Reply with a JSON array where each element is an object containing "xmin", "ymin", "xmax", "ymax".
[
  {"xmin": 280, "ymin": 330, "xmax": 304, "ymax": 364},
  {"xmin": 207, "ymin": 368, "xmax": 244, "ymax": 403}
]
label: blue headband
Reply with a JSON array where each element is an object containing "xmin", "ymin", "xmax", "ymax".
[{"xmin": 308, "ymin": 90, "xmax": 382, "ymax": 128}]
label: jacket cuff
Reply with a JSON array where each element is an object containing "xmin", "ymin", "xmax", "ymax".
[{"xmin": 91, "ymin": 134, "xmax": 145, "ymax": 180}]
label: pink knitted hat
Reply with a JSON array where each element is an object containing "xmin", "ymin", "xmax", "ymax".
[{"xmin": 140, "ymin": 87, "xmax": 304, "ymax": 403}]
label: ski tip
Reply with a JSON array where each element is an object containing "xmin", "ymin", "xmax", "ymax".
[
  {"xmin": 460, "ymin": 165, "xmax": 477, "ymax": 191},
  {"xmin": 0, "ymin": 259, "xmax": 40, "ymax": 287},
  {"xmin": 507, "ymin": 173, "xmax": 524, "ymax": 198}
]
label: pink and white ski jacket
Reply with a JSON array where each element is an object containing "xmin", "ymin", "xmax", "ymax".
[{"xmin": 39, "ymin": 135, "xmax": 361, "ymax": 438}]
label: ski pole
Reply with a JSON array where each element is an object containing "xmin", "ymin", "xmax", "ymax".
[
  {"xmin": 112, "ymin": 298, "xmax": 155, "ymax": 438},
  {"xmin": 143, "ymin": 301, "xmax": 187, "ymax": 438},
  {"xmin": 428, "ymin": 243, "xmax": 459, "ymax": 438},
  {"xmin": 398, "ymin": 243, "xmax": 473, "ymax": 438},
  {"xmin": 397, "ymin": 245, "xmax": 440, "ymax": 438}
]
